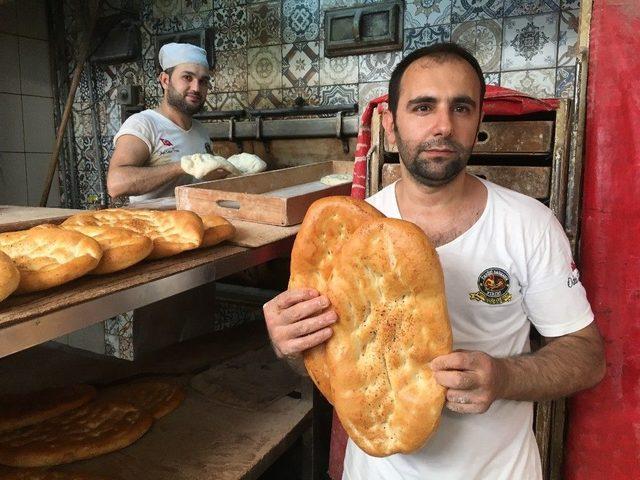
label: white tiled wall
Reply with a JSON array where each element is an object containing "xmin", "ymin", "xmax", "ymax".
[{"xmin": 0, "ymin": 0, "xmax": 58, "ymax": 207}]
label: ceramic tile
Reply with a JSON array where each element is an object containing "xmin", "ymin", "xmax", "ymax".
[
  {"xmin": 0, "ymin": 1, "xmax": 17, "ymax": 35},
  {"xmin": 248, "ymin": 89, "xmax": 283, "ymax": 108},
  {"xmin": 501, "ymin": 68, "xmax": 555, "ymax": 97},
  {"xmin": 214, "ymin": 6, "xmax": 247, "ymax": 50},
  {"xmin": 216, "ymin": 92, "xmax": 248, "ymax": 110},
  {"xmin": 215, "ymin": 0, "xmax": 246, "ymax": 6},
  {"xmin": 282, "ymin": 0, "xmax": 320, "ymax": 43},
  {"xmin": 484, "ymin": 72, "xmax": 500, "ymax": 85},
  {"xmin": 153, "ymin": 0, "xmax": 180, "ymax": 18},
  {"xmin": 561, "ymin": 0, "xmax": 579, "ymax": 9},
  {"xmin": 555, "ymin": 65, "xmax": 575, "ymax": 98},
  {"xmin": 180, "ymin": 12, "xmax": 210, "ymax": 30},
  {"xmin": 283, "ymin": 86, "xmax": 320, "ymax": 106},
  {"xmin": 204, "ymin": 91, "xmax": 216, "ymax": 111},
  {"xmin": 282, "ymin": 42, "xmax": 320, "ymax": 88},
  {"xmin": 214, "ymin": 49, "xmax": 248, "ymax": 92},
  {"xmin": 0, "ymin": 93, "xmax": 24, "ymax": 151},
  {"xmin": 16, "ymin": 0, "xmax": 48, "ymax": 40},
  {"xmin": 319, "ymin": 84, "xmax": 358, "ymax": 106},
  {"xmin": 0, "ymin": 152, "xmax": 28, "ymax": 206},
  {"xmin": 404, "ymin": 25, "xmax": 451, "ymax": 54},
  {"xmin": 182, "ymin": 0, "xmax": 213, "ymax": 13},
  {"xmin": 248, "ymin": 46, "xmax": 282, "ymax": 90},
  {"xmin": 504, "ymin": 0, "xmax": 559, "ymax": 16},
  {"xmin": 319, "ymin": 44, "xmax": 358, "ymax": 85},
  {"xmin": 475, "ymin": 20, "xmax": 503, "ymax": 72},
  {"xmin": 248, "ymin": 1, "xmax": 281, "ymax": 47},
  {"xmin": 404, "ymin": 0, "xmax": 452, "ymax": 29},
  {"xmin": 502, "ymin": 13, "xmax": 559, "ymax": 71},
  {"xmin": 358, "ymin": 81, "xmax": 388, "ymax": 117},
  {"xmin": 26, "ymin": 153, "xmax": 60, "ymax": 206},
  {"xmin": 557, "ymin": 9, "xmax": 579, "ymax": 66},
  {"xmin": 358, "ymin": 51, "xmax": 402, "ymax": 83},
  {"xmin": 19, "ymin": 37, "xmax": 52, "ymax": 97},
  {"xmin": 0, "ymin": 34, "xmax": 20, "ymax": 94},
  {"xmin": 452, "ymin": 0, "xmax": 504, "ymax": 22}
]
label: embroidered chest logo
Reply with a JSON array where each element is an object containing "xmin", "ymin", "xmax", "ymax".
[
  {"xmin": 160, "ymin": 137, "xmax": 173, "ymax": 146},
  {"xmin": 469, "ymin": 268, "xmax": 513, "ymax": 305}
]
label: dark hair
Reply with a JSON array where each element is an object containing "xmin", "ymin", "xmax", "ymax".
[{"xmin": 388, "ymin": 42, "xmax": 486, "ymax": 116}]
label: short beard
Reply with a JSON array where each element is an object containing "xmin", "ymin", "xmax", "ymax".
[
  {"xmin": 396, "ymin": 136, "xmax": 472, "ymax": 187},
  {"xmin": 166, "ymin": 83, "xmax": 204, "ymax": 116}
]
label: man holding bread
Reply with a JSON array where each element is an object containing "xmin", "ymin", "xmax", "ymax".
[
  {"xmin": 107, "ymin": 42, "xmax": 231, "ymax": 202},
  {"xmin": 263, "ymin": 43, "xmax": 605, "ymax": 479}
]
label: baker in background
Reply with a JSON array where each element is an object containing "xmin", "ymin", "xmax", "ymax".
[
  {"xmin": 263, "ymin": 43, "xmax": 605, "ymax": 479},
  {"xmin": 106, "ymin": 42, "xmax": 230, "ymax": 202}
]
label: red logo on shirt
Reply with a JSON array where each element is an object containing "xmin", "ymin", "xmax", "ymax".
[{"xmin": 160, "ymin": 137, "xmax": 173, "ymax": 146}]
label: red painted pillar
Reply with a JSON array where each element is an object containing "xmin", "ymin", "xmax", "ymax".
[{"xmin": 564, "ymin": 0, "xmax": 640, "ymax": 477}]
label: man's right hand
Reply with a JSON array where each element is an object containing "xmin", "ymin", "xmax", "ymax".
[{"xmin": 263, "ymin": 288, "xmax": 337, "ymax": 359}]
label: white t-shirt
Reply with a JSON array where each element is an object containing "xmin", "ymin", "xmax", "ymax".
[
  {"xmin": 113, "ymin": 109, "xmax": 212, "ymax": 202},
  {"xmin": 343, "ymin": 177, "xmax": 594, "ymax": 480}
]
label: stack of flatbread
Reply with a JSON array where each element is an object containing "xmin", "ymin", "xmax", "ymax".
[
  {"xmin": 0, "ymin": 209, "xmax": 235, "ymax": 302},
  {"xmin": 289, "ymin": 196, "xmax": 452, "ymax": 457},
  {"xmin": 0, "ymin": 380, "xmax": 184, "ymax": 470}
]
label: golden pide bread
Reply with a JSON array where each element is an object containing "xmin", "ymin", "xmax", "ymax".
[
  {"xmin": 0, "ymin": 228, "xmax": 102, "ymax": 294},
  {"xmin": 289, "ymin": 196, "xmax": 384, "ymax": 402},
  {"xmin": 59, "ymin": 225, "xmax": 153, "ymax": 275},
  {"xmin": 62, "ymin": 209, "xmax": 204, "ymax": 260},
  {"xmin": 199, "ymin": 215, "xmax": 236, "ymax": 248},
  {"xmin": 290, "ymin": 197, "xmax": 452, "ymax": 457},
  {"xmin": 0, "ymin": 251, "xmax": 19, "ymax": 302}
]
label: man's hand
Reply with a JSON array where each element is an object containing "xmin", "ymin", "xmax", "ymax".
[
  {"xmin": 430, "ymin": 350, "xmax": 506, "ymax": 414},
  {"xmin": 263, "ymin": 288, "xmax": 338, "ymax": 359}
]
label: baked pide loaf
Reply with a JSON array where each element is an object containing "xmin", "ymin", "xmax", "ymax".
[
  {"xmin": 98, "ymin": 380, "xmax": 185, "ymax": 419},
  {"xmin": 289, "ymin": 196, "xmax": 384, "ymax": 402},
  {"xmin": 0, "ymin": 400, "xmax": 153, "ymax": 468},
  {"xmin": 0, "ymin": 385, "xmax": 96, "ymax": 433},
  {"xmin": 0, "ymin": 229, "xmax": 102, "ymax": 294},
  {"xmin": 289, "ymin": 197, "xmax": 452, "ymax": 457},
  {"xmin": 58, "ymin": 225, "xmax": 153, "ymax": 275},
  {"xmin": 199, "ymin": 214, "xmax": 236, "ymax": 248},
  {"xmin": 62, "ymin": 209, "xmax": 204, "ymax": 260},
  {"xmin": 0, "ymin": 251, "xmax": 19, "ymax": 302}
]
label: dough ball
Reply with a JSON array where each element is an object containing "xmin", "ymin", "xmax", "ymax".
[
  {"xmin": 320, "ymin": 173, "xmax": 353, "ymax": 186},
  {"xmin": 226, "ymin": 153, "xmax": 267, "ymax": 175}
]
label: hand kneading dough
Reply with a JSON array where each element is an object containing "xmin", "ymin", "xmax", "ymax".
[
  {"xmin": 290, "ymin": 197, "xmax": 452, "ymax": 457},
  {"xmin": 289, "ymin": 196, "xmax": 384, "ymax": 402},
  {"xmin": 0, "ymin": 228, "xmax": 102, "ymax": 294},
  {"xmin": 62, "ymin": 209, "xmax": 204, "ymax": 260},
  {"xmin": 181, "ymin": 153, "xmax": 241, "ymax": 179},
  {"xmin": 319, "ymin": 173, "xmax": 353, "ymax": 186},
  {"xmin": 226, "ymin": 153, "xmax": 267, "ymax": 174},
  {"xmin": 199, "ymin": 215, "xmax": 236, "ymax": 248},
  {"xmin": 0, "ymin": 251, "xmax": 19, "ymax": 302}
]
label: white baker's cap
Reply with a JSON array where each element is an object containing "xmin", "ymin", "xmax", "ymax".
[{"xmin": 159, "ymin": 42, "xmax": 209, "ymax": 70}]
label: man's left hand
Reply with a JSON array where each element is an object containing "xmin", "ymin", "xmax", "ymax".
[{"xmin": 430, "ymin": 350, "xmax": 507, "ymax": 414}]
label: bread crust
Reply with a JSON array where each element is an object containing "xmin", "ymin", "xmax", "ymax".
[
  {"xmin": 198, "ymin": 215, "xmax": 236, "ymax": 248},
  {"xmin": 0, "ymin": 400, "xmax": 153, "ymax": 468},
  {"xmin": 0, "ymin": 251, "xmax": 19, "ymax": 302},
  {"xmin": 62, "ymin": 209, "xmax": 204, "ymax": 260},
  {"xmin": 0, "ymin": 229, "xmax": 102, "ymax": 294},
  {"xmin": 289, "ymin": 197, "xmax": 384, "ymax": 402},
  {"xmin": 98, "ymin": 380, "xmax": 185, "ymax": 420}
]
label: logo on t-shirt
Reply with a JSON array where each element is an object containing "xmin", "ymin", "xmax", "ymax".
[
  {"xmin": 567, "ymin": 261, "xmax": 580, "ymax": 288},
  {"xmin": 160, "ymin": 137, "xmax": 173, "ymax": 146},
  {"xmin": 204, "ymin": 142, "xmax": 212, "ymax": 154},
  {"xmin": 469, "ymin": 268, "xmax": 512, "ymax": 304}
]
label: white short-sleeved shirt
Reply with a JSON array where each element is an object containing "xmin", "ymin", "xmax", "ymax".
[
  {"xmin": 113, "ymin": 109, "xmax": 212, "ymax": 202},
  {"xmin": 343, "ymin": 177, "xmax": 594, "ymax": 480}
]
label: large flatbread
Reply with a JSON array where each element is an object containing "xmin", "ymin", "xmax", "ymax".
[
  {"xmin": 199, "ymin": 215, "xmax": 235, "ymax": 248},
  {"xmin": 62, "ymin": 209, "xmax": 204, "ymax": 260},
  {"xmin": 0, "ymin": 229, "xmax": 102, "ymax": 294},
  {"xmin": 0, "ymin": 385, "xmax": 96, "ymax": 433},
  {"xmin": 289, "ymin": 196, "xmax": 384, "ymax": 402},
  {"xmin": 0, "ymin": 251, "xmax": 19, "ymax": 302},
  {"xmin": 98, "ymin": 380, "xmax": 185, "ymax": 420},
  {"xmin": 289, "ymin": 197, "xmax": 452, "ymax": 457},
  {"xmin": 0, "ymin": 400, "xmax": 153, "ymax": 468}
]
